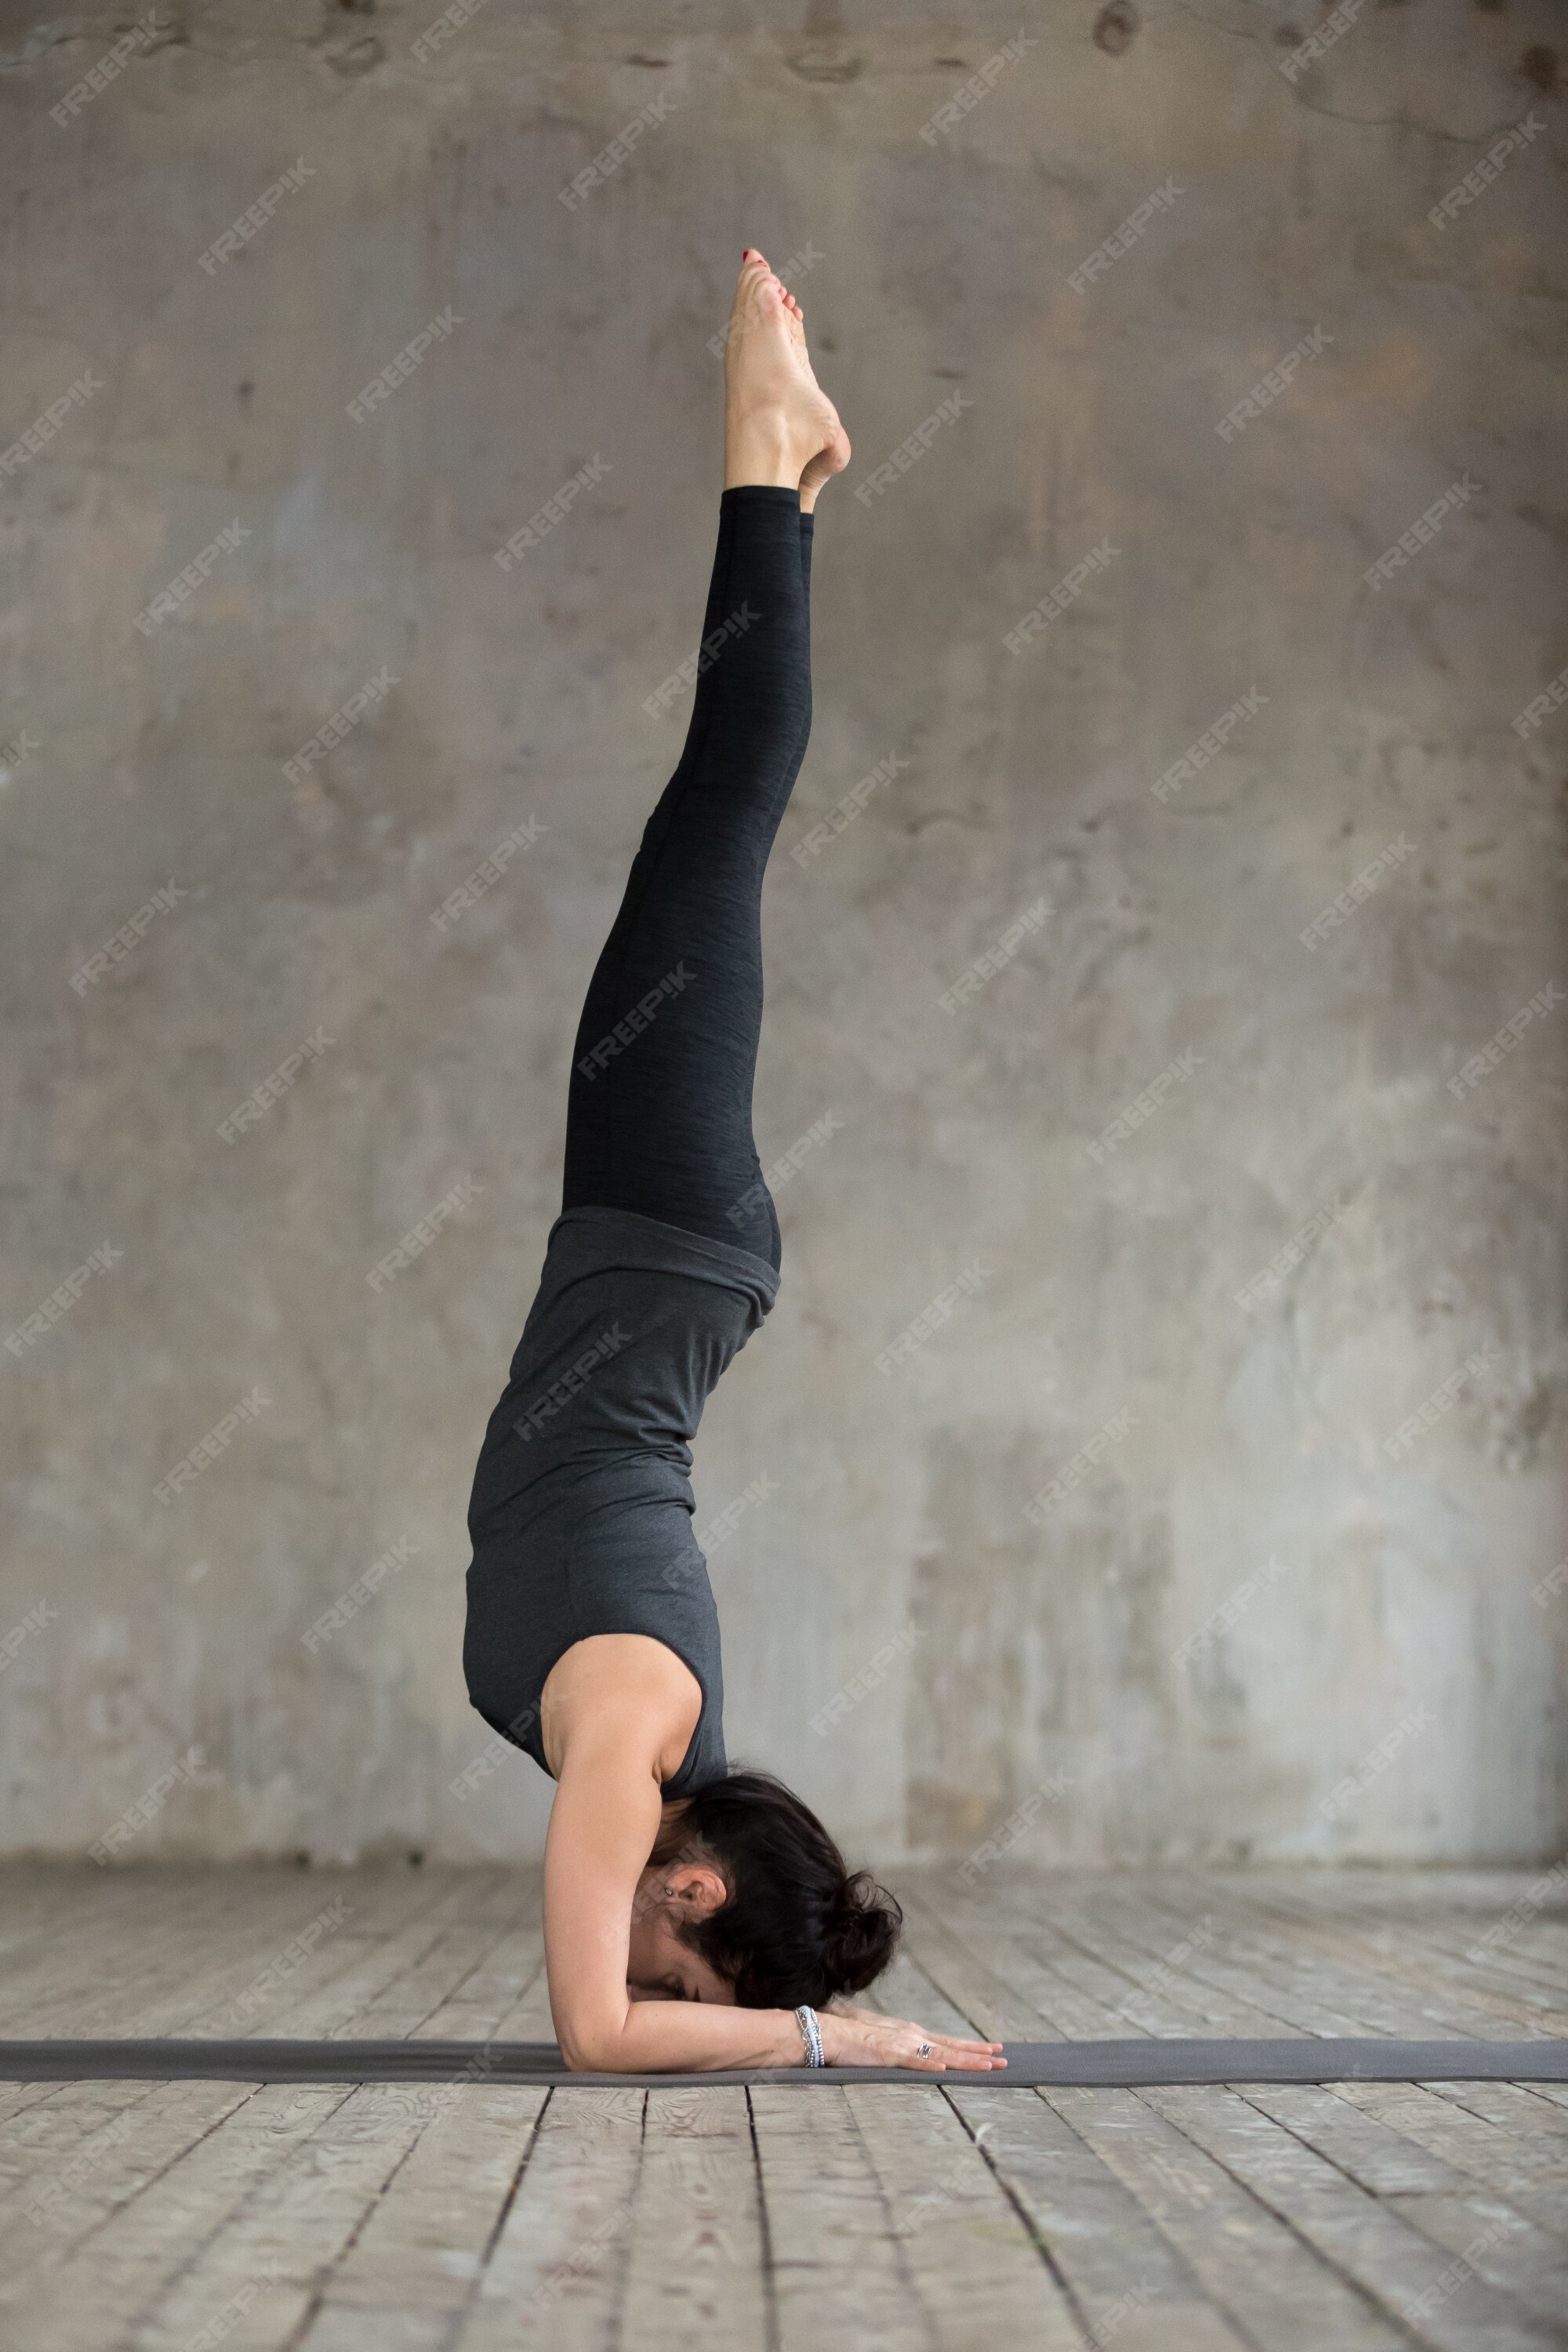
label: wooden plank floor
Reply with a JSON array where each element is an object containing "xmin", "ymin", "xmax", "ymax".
[{"xmin": 1, "ymin": 1864, "xmax": 1565, "ymax": 2350}]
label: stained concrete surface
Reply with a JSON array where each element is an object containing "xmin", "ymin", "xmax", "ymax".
[{"xmin": 0, "ymin": 1, "xmax": 1564, "ymax": 1867}]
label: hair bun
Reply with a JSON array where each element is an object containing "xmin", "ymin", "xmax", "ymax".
[{"xmin": 822, "ymin": 1869, "xmax": 903, "ymax": 1993}]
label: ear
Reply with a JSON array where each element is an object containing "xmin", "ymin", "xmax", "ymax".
[{"xmin": 665, "ymin": 1862, "xmax": 728, "ymax": 1918}]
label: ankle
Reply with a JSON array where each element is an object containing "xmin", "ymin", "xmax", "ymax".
[{"xmin": 724, "ymin": 408, "xmax": 804, "ymax": 490}]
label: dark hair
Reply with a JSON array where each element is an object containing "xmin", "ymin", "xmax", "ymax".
[{"xmin": 650, "ymin": 1767, "xmax": 902, "ymax": 2009}]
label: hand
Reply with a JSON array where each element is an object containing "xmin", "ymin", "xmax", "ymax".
[{"xmin": 817, "ymin": 2008, "xmax": 1006, "ymax": 2071}]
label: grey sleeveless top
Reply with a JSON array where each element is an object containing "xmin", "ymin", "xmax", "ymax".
[{"xmin": 463, "ymin": 1205, "xmax": 779, "ymax": 1796}]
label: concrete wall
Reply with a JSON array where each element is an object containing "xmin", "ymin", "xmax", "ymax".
[{"xmin": 2, "ymin": 0, "xmax": 1563, "ymax": 1868}]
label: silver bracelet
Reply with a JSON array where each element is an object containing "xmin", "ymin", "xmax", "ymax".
[{"xmin": 794, "ymin": 2002, "xmax": 826, "ymax": 2067}]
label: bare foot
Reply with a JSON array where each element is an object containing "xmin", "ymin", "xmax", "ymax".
[
  {"xmin": 779, "ymin": 285, "xmax": 851, "ymax": 511},
  {"xmin": 724, "ymin": 251, "xmax": 850, "ymax": 508}
]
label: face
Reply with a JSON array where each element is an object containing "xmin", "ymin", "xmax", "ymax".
[{"xmin": 625, "ymin": 1864, "xmax": 737, "ymax": 2005}]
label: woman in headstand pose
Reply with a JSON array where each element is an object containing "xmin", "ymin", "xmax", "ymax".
[{"xmin": 463, "ymin": 253, "xmax": 1004, "ymax": 2074}]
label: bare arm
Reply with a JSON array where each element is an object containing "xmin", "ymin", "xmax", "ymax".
[
  {"xmin": 541, "ymin": 1636, "xmax": 1004, "ymax": 2073},
  {"xmin": 543, "ymin": 1708, "xmax": 805, "ymax": 2071}
]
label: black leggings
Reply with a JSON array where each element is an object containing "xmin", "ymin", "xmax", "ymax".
[{"xmin": 561, "ymin": 485, "xmax": 815, "ymax": 1271}]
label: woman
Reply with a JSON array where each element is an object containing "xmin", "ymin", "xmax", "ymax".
[{"xmin": 463, "ymin": 252, "xmax": 1005, "ymax": 2075}]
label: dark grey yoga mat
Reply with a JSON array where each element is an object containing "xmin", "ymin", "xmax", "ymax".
[{"xmin": 3, "ymin": 2038, "xmax": 1566, "ymax": 2088}]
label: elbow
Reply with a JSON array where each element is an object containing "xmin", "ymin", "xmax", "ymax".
[{"xmin": 556, "ymin": 2020, "xmax": 620, "ymax": 2074}]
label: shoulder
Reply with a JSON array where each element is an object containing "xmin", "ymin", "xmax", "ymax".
[{"xmin": 542, "ymin": 1633, "xmax": 703, "ymax": 1781}]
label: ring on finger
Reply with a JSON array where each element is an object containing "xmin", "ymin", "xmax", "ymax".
[{"xmin": 916, "ymin": 2041, "xmax": 932, "ymax": 2056}]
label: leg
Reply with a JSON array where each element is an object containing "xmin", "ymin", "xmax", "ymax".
[
  {"xmin": 561, "ymin": 256, "xmax": 848, "ymax": 1268},
  {"xmin": 562, "ymin": 489, "xmax": 811, "ymax": 1265}
]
